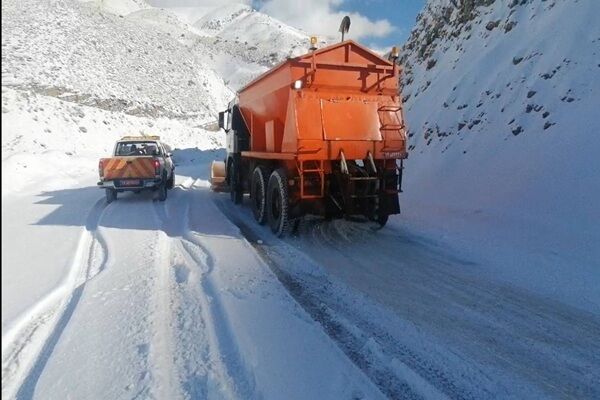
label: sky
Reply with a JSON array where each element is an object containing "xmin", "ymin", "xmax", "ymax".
[
  {"xmin": 342, "ymin": 0, "xmax": 425, "ymax": 48},
  {"xmin": 147, "ymin": 0, "xmax": 426, "ymax": 49}
]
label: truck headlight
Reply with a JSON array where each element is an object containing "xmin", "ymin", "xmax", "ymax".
[{"xmin": 293, "ymin": 80, "xmax": 302, "ymax": 90}]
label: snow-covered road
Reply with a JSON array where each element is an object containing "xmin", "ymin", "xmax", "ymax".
[
  {"xmin": 216, "ymin": 194, "xmax": 600, "ymax": 399},
  {"xmin": 2, "ymin": 175, "xmax": 385, "ymax": 399},
  {"xmin": 3, "ymin": 158, "xmax": 599, "ymax": 399}
]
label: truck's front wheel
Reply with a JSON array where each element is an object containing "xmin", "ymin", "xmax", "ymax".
[
  {"xmin": 251, "ymin": 166, "xmax": 269, "ymax": 224},
  {"xmin": 106, "ymin": 188, "xmax": 117, "ymax": 203},
  {"xmin": 267, "ymin": 169, "xmax": 291, "ymax": 237}
]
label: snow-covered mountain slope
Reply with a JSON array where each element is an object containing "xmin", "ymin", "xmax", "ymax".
[
  {"xmin": 170, "ymin": 3, "xmax": 324, "ymax": 90},
  {"xmin": 401, "ymin": 0, "xmax": 600, "ymax": 141},
  {"xmin": 398, "ymin": 0, "xmax": 600, "ymax": 310},
  {"xmin": 1, "ymin": 0, "xmax": 316, "ymax": 192},
  {"xmin": 2, "ymin": 0, "xmax": 233, "ymax": 119},
  {"xmin": 192, "ymin": 3, "xmax": 312, "ymax": 60},
  {"xmin": 83, "ymin": 0, "xmax": 151, "ymax": 16}
]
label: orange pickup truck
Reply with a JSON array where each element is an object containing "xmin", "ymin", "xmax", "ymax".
[{"xmin": 98, "ymin": 136, "xmax": 175, "ymax": 203}]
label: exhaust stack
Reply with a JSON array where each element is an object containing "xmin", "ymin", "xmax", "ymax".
[{"xmin": 339, "ymin": 16, "xmax": 350, "ymax": 42}]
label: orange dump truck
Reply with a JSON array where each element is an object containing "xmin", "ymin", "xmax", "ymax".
[{"xmin": 212, "ymin": 40, "xmax": 408, "ymax": 236}]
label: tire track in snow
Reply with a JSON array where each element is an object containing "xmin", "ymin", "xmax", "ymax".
[
  {"xmin": 213, "ymin": 197, "xmax": 453, "ymax": 400},
  {"xmin": 300, "ymin": 220, "xmax": 600, "ymax": 399},
  {"xmin": 147, "ymin": 225, "xmax": 184, "ymax": 400},
  {"xmin": 179, "ymin": 234, "xmax": 256, "ymax": 399},
  {"xmin": 152, "ymin": 187, "xmax": 255, "ymax": 399},
  {"xmin": 3, "ymin": 198, "xmax": 110, "ymax": 400},
  {"xmin": 166, "ymin": 237, "xmax": 215, "ymax": 400}
]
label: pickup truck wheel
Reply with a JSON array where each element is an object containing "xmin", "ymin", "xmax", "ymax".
[
  {"xmin": 166, "ymin": 173, "xmax": 175, "ymax": 189},
  {"xmin": 157, "ymin": 179, "xmax": 168, "ymax": 201},
  {"xmin": 251, "ymin": 166, "xmax": 269, "ymax": 224},
  {"xmin": 267, "ymin": 168, "xmax": 291, "ymax": 237},
  {"xmin": 105, "ymin": 188, "xmax": 117, "ymax": 203}
]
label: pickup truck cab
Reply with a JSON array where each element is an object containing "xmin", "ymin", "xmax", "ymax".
[{"xmin": 98, "ymin": 136, "xmax": 175, "ymax": 203}]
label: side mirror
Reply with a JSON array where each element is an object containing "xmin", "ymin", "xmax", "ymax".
[{"xmin": 167, "ymin": 152, "xmax": 172, "ymax": 158}]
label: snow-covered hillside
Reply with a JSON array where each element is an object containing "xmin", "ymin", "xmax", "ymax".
[
  {"xmin": 1, "ymin": 0, "xmax": 232, "ymax": 119},
  {"xmin": 170, "ymin": 3, "xmax": 325, "ymax": 90},
  {"xmin": 398, "ymin": 0, "xmax": 600, "ymax": 311},
  {"xmin": 192, "ymin": 3, "xmax": 309, "ymax": 56},
  {"xmin": 1, "ymin": 0, "xmax": 316, "ymax": 120},
  {"xmin": 1, "ymin": 0, "xmax": 318, "ymax": 192}
]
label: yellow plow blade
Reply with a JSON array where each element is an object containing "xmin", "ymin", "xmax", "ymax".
[{"xmin": 210, "ymin": 161, "xmax": 228, "ymax": 192}]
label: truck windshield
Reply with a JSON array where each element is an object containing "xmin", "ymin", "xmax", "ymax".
[{"xmin": 115, "ymin": 142, "xmax": 161, "ymax": 156}]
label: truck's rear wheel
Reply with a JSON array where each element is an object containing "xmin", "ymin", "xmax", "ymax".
[
  {"xmin": 267, "ymin": 168, "xmax": 291, "ymax": 237},
  {"xmin": 106, "ymin": 188, "xmax": 117, "ymax": 203},
  {"xmin": 251, "ymin": 166, "xmax": 269, "ymax": 224},
  {"xmin": 166, "ymin": 173, "xmax": 175, "ymax": 189},
  {"xmin": 375, "ymin": 213, "xmax": 388, "ymax": 228}
]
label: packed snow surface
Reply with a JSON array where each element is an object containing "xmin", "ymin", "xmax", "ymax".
[{"xmin": 2, "ymin": 0, "xmax": 599, "ymax": 399}]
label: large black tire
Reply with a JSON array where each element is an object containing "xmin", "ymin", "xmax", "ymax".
[
  {"xmin": 228, "ymin": 158, "xmax": 243, "ymax": 205},
  {"xmin": 166, "ymin": 173, "xmax": 175, "ymax": 189},
  {"xmin": 267, "ymin": 168, "xmax": 292, "ymax": 237},
  {"xmin": 157, "ymin": 177, "xmax": 168, "ymax": 201},
  {"xmin": 105, "ymin": 188, "xmax": 117, "ymax": 203},
  {"xmin": 375, "ymin": 213, "xmax": 388, "ymax": 228},
  {"xmin": 250, "ymin": 165, "xmax": 269, "ymax": 224},
  {"xmin": 292, "ymin": 218, "xmax": 301, "ymax": 234}
]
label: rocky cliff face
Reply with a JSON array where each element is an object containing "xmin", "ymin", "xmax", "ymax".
[
  {"xmin": 400, "ymin": 0, "xmax": 599, "ymax": 147},
  {"xmin": 396, "ymin": 0, "xmax": 600, "ymax": 254}
]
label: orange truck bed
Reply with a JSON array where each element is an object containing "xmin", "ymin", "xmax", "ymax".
[{"xmin": 236, "ymin": 39, "xmax": 407, "ymax": 162}]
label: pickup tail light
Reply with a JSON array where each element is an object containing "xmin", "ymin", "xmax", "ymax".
[
  {"xmin": 153, "ymin": 159, "xmax": 160, "ymax": 175},
  {"xmin": 99, "ymin": 159, "xmax": 104, "ymax": 177}
]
